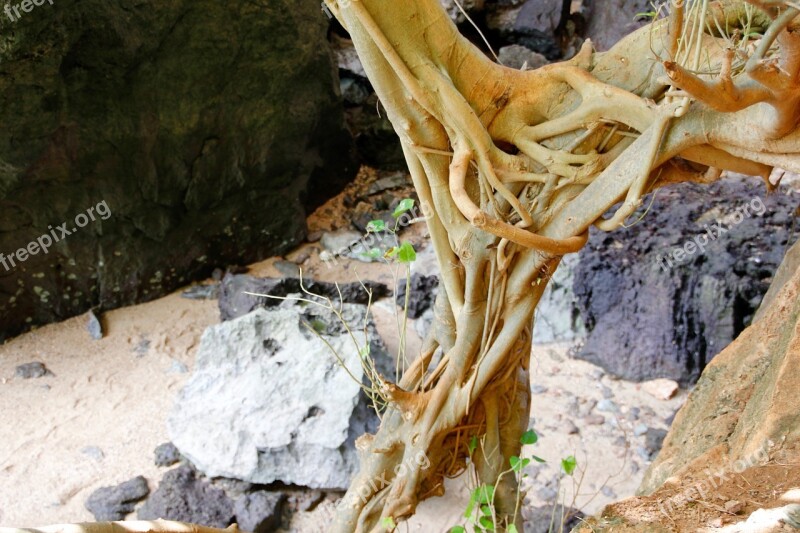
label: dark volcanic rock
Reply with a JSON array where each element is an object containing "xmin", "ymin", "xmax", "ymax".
[
  {"xmin": 583, "ymin": 0, "xmax": 651, "ymax": 51},
  {"xmin": 138, "ymin": 465, "xmax": 234, "ymax": 528},
  {"xmin": 154, "ymin": 442, "xmax": 181, "ymax": 467},
  {"xmin": 85, "ymin": 476, "xmax": 149, "ymax": 521},
  {"xmin": 574, "ymin": 177, "xmax": 799, "ymax": 385},
  {"xmin": 234, "ymin": 491, "xmax": 287, "ymax": 533},
  {"xmin": 15, "ymin": 362, "xmax": 53, "ymax": 379},
  {"xmin": 219, "ymin": 274, "xmax": 391, "ymax": 321},
  {"xmin": 395, "ymin": 274, "xmax": 440, "ymax": 319},
  {"xmin": 0, "ymin": 0, "xmax": 356, "ymax": 343},
  {"xmin": 525, "ymin": 503, "xmax": 585, "ymax": 533},
  {"xmin": 644, "ymin": 428, "xmax": 668, "ymax": 461}
]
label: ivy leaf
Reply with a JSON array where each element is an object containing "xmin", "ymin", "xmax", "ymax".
[
  {"xmin": 520, "ymin": 429, "xmax": 538, "ymax": 445},
  {"xmin": 475, "ymin": 485, "xmax": 495, "ymax": 505},
  {"xmin": 366, "ymin": 219, "xmax": 386, "ymax": 233},
  {"xmin": 508, "ymin": 526, "xmax": 519, "ymax": 533},
  {"xmin": 380, "ymin": 516, "xmax": 396, "ymax": 530},
  {"xmin": 392, "ymin": 198, "xmax": 415, "ymax": 218},
  {"xmin": 363, "ymin": 248, "xmax": 383, "ymax": 259},
  {"xmin": 478, "ymin": 516, "xmax": 495, "ymax": 530},
  {"xmin": 532, "ymin": 455, "xmax": 546, "ymax": 463},
  {"xmin": 450, "ymin": 527, "xmax": 466, "ymax": 533},
  {"xmin": 397, "ymin": 241, "xmax": 417, "ymax": 263},
  {"xmin": 562, "ymin": 455, "xmax": 577, "ymax": 475},
  {"xmin": 385, "ymin": 246, "xmax": 398, "ymax": 258}
]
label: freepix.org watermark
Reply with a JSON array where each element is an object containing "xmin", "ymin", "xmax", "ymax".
[
  {"xmin": 337, "ymin": 450, "xmax": 431, "ymax": 509},
  {"xmin": 3, "ymin": 0, "xmax": 54, "ymax": 24},
  {"xmin": 0, "ymin": 200, "xmax": 111, "ymax": 272},
  {"xmin": 656, "ymin": 196, "xmax": 766, "ymax": 272},
  {"xmin": 658, "ymin": 441, "xmax": 770, "ymax": 518}
]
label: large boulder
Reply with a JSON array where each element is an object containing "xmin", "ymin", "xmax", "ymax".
[
  {"xmin": 168, "ymin": 302, "xmax": 389, "ymax": 489},
  {"xmin": 582, "ymin": 0, "xmax": 650, "ymax": 51},
  {"xmin": 574, "ymin": 177, "xmax": 798, "ymax": 384},
  {"xmin": 0, "ymin": 0, "xmax": 356, "ymax": 342}
]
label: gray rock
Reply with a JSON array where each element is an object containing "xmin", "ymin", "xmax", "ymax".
[
  {"xmin": 0, "ymin": 0, "xmax": 356, "ymax": 344},
  {"xmin": 596, "ymin": 399, "xmax": 619, "ymax": 413},
  {"xmin": 87, "ymin": 310, "xmax": 104, "ymax": 340},
  {"xmin": 439, "ymin": 0, "xmax": 484, "ymax": 22},
  {"xmin": 217, "ymin": 274, "xmax": 390, "ymax": 322},
  {"xmin": 138, "ymin": 465, "xmax": 233, "ymax": 528},
  {"xmin": 81, "ymin": 446, "xmax": 105, "ymax": 461},
  {"xmin": 168, "ymin": 360, "xmax": 189, "ymax": 374},
  {"xmin": 633, "ymin": 424, "xmax": 649, "ymax": 437},
  {"xmin": 644, "ymin": 428, "xmax": 668, "ymax": 460},
  {"xmin": 575, "ymin": 178, "xmax": 799, "ymax": 384},
  {"xmin": 15, "ymin": 362, "xmax": 52, "ymax": 379},
  {"xmin": 533, "ymin": 254, "xmax": 586, "ymax": 344},
  {"xmin": 531, "ymin": 384, "xmax": 548, "ymax": 395},
  {"xmin": 320, "ymin": 230, "xmax": 377, "ymax": 263},
  {"xmin": 395, "ymin": 274, "xmax": 439, "ymax": 319},
  {"xmin": 583, "ymin": 414, "xmax": 605, "ymax": 426},
  {"xmin": 234, "ymin": 491, "xmax": 286, "ymax": 533},
  {"xmin": 601, "ymin": 486, "xmax": 617, "ymax": 499},
  {"xmin": 272, "ymin": 260, "xmax": 301, "ymax": 278},
  {"xmin": 524, "ymin": 504, "xmax": 584, "ymax": 533},
  {"xmin": 340, "ymin": 78, "xmax": 371, "ymax": 107},
  {"xmin": 498, "ymin": 44, "xmax": 549, "ymax": 71},
  {"xmin": 181, "ymin": 284, "xmax": 220, "ymax": 300},
  {"xmin": 154, "ymin": 442, "xmax": 181, "ymax": 467},
  {"xmin": 536, "ymin": 486, "xmax": 558, "ymax": 502},
  {"xmin": 168, "ymin": 303, "xmax": 389, "ymax": 489},
  {"xmin": 583, "ymin": 0, "xmax": 650, "ymax": 51},
  {"xmin": 85, "ymin": 476, "xmax": 149, "ymax": 521}
]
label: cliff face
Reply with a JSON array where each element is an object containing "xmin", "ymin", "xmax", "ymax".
[{"xmin": 0, "ymin": 0, "xmax": 356, "ymax": 340}]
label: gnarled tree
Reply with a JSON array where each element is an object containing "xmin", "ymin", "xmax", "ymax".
[{"xmin": 321, "ymin": 0, "xmax": 800, "ymax": 531}]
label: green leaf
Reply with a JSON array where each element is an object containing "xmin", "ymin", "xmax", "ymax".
[
  {"xmin": 450, "ymin": 527, "xmax": 466, "ymax": 533},
  {"xmin": 562, "ymin": 455, "xmax": 577, "ymax": 475},
  {"xmin": 397, "ymin": 241, "xmax": 417, "ymax": 263},
  {"xmin": 464, "ymin": 488, "xmax": 478, "ymax": 519},
  {"xmin": 510, "ymin": 456, "xmax": 531, "ymax": 473},
  {"xmin": 363, "ymin": 248, "xmax": 383, "ymax": 259},
  {"xmin": 385, "ymin": 246, "xmax": 398, "ymax": 258},
  {"xmin": 531, "ymin": 455, "xmax": 546, "ymax": 463},
  {"xmin": 468, "ymin": 435, "xmax": 479, "ymax": 455},
  {"xmin": 481, "ymin": 505, "xmax": 492, "ymax": 516},
  {"xmin": 478, "ymin": 516, "xmax": 495, "ymax": 530},
  {"xmin": 475, "ymin": 484, "xmax": 495, "ymax": 505},
  {"xmin": 520, "ymin": 429, "xmax": 538, "ymax": 445},
  {"xmin": 508, "ymin": 525, "xmax": 519, "ymax": 533},
  {"xmin": 359, "ymin": 345, "xmax": 370, "ymax": 359},
  {"xmin": 366, "ymin": 219, "xmax": 386, "ymax": 233},
  {"xmin": 392, "ymin": 198, "xmax": 415, "ymax": 218},
  {"xmin": 634, "ymin": 11, "xmax": 656, "ymax": 20},
  {"xmin": 380, "ymin": 516, "xmax": 396, "ymax": 530}
]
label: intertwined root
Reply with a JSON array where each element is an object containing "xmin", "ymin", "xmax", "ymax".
[{"xmin": 324, "ymin": 0, "xmax": 800, "ymax": 531}]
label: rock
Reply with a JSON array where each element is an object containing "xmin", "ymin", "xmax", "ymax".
[
  {"xmin": 340, "ymin": 77, "xmax": 371, "ymax": 107},
  {"xmin": 643, "ymin": 428, "xmax": 668, "ymax": 461},
  {"xmin": 601, "ymin": 385, "xmax": 613, "ymax": 399},
  {"xmin": 583, "ymin": 0, "xmax": 651, "ymax": 51},
  {"xmin": 87, "ymin": 310, "xmax": 104, "ymax": 340},
  {"xmin": 601, "ymin": 486, "xmax": 617, "ymax": 499},
  {"xmin": 181, "ymin": 284, "xmax": 220, "ymax": 300},
  {"xmin": 287, "ymin": 490, "xmax": 325, "ymax": 513},
  {"xmin": 536, "ymin": 486, "xmax": 558, "ymax": 502},
  {"xmin": 633, "ymin": 424, "xmax": 649, "ymax": 437},
  {"xmin": 584, "ymin": 414, "xmax": 605, "ymax": 426},
  {"xmin": 272, "ymin": 260, "xmax": 301, "ymax": 278},
  {"xmin": 533, "ymin": 254, "xmax": 586, "ymax": 344},
  {"xmin": 497, "ymin": 44, "xmax": 549, "ymax": 70},
  {"xmin": 168, "ymin": 303, "xmax": 390, "ymax": 489},
  {"xmin": 531, "ymin": 384, "xmax": 548, "ymax": 395},
  {"xmin": 138, "ymin": 465, "xmax": 234, "ymax": 528},
  {"xmin": 562, "ymin": 420, "xmax": 579, "ymax": 435},
  {"xmin": 639, "ymin": 239, "xmax": 800, "ymax": 495},
  {"xmin": 641, "ymin": 379, "xmax": 680, "ymax": 400},
  {"xmin": 514, "ymin": 1, "xmax": 561, "ymax": 34},
  {"xmin": 525, "ymin": 504, "xmax": 584, "ymax": 533},
  {"xmin": 85, "ymin": 476, "xmax": 150, "ymax": 521},
  {"xmin": 575, "ymin": 178, "xmax": 799, "ymax": 385},
  {"xmin": 439, "ymin": 0, "xmax": 484, "ymax": 23},
  {"xmin": 596, "ymin": 399, "xmax": 619, "ymax": 413},
  {"xmin": 217, "ymin": 274, "xmax": 390, "ymax": 321},
  {"xmin": 0, "ymin": 0, "xmax": 356, "ymax": 343},
  {"xmin": 724, "ymin": 500, "xmax": 743, "ymax": 514},
  {"xmin": 81, "ymin": 446, "xmax": 105, "ymax": 461},
  {"xmin": 154, "ymin": 443, "xmax": 181, "ymax": 467},
  {"xmin": 395, "ymin": 274, "xmax": 440, "ymax": 319},
  {"xmin": 627, "ymin": 407, "xmax": 641, "ymax": 421},
  {"xmin": 234, "ymin": 491, "xmax": 286, "ymax": 533},
  {"xmin": 15, "ymin": 362, "xmax": 52, "ymax": 379},
  {"xmin": 134, "ymin": 337, "xmax": 151, "ymax": 357},
  {"xmin": 331, "ymin": 35, "xmax": 367, "ymax": 78}
]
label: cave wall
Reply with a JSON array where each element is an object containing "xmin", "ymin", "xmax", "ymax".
[{"xmin": 0, "ymin": 0, "xmax": 356, "ymax": 341}]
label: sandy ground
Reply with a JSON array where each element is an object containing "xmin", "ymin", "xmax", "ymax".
[{"xmin": 0, "ymin": 247, "xmax": 685, "ymax": 531}]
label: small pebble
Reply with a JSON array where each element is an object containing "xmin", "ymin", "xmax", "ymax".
[
  {"xmin": 724, "ymin": 500, "xmax": 743, "ymax": 514},
  {"xmin": 562, "ymin": 420, "xmax": 579, "ymax": 435},
  {"xmin": 584, "ymin": 414, "xmax": 605, "ymax": 425},
  {"xmin": 601, "ymin": 486, "xmax": 617, "ymax": 499},
  {"xmin": 531, "ymin": 384, "xmax": 548, "ymax": 395},
  {"xmin": 154, "ymin": 442, "xmax": 181, "ymax": 467},
  {"xmin": 81, "ymin": 446, "xmax": 105, "ymax": 461},
  {"xmin": 597, "ymin": 399, "xmax": 620, "ymax": 413},
  {"xmin": 15, "ymin": 362, "xmax": 53, "ymax": 379},
  {"xmin": 634, "ymin": 423, "xmax": 649, "ymax": 436}
]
